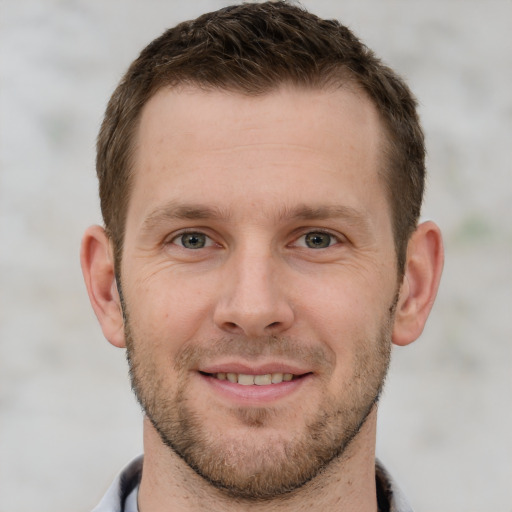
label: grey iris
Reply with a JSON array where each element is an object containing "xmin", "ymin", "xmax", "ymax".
[
  {"xmin": 305, "ymin": 232, "xmax": 331, "ymax": 248},
  {"xmin": 181, "ymin": 233, "xmax": 206, "ymax": 249}
]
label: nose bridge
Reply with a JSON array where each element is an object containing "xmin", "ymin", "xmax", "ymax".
[
  {"xmin": 236, "ymin": 243, "xmax": 276, "ymax": 304},
  {"xmin": 214, "ymin": 238, "xmax": 294, "ymax": 336}
]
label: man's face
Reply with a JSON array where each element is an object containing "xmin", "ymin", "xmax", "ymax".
[{"xmin": 120, "ymin": 86, "xmax": 399, "ymax": 498}]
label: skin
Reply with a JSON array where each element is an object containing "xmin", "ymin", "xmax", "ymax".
[{"xmin": 81, "ymin": 85, "xmax": 443, "ymax": 512}]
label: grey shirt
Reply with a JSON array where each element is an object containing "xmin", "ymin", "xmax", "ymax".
[{"xmin": 92, "ymin": 456, "xmax": 413, "ymax": 512}]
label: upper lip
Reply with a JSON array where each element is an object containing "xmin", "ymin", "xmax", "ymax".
[{"xmin": 198, "ymin": 361, "xmax": 312, "ymax": 376}]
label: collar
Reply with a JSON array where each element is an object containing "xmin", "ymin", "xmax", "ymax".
[
  {"xmin": 92, "ymin": 456, "xmax": 413, "ymax": 512},
  {"xmin": 91, "ymin": 455, "xmax": 142, "ymax": 512}
]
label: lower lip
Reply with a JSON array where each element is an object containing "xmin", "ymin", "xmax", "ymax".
[{"xmin": 199, "ymin": 373, "xmax": 311, "ymax": 404}]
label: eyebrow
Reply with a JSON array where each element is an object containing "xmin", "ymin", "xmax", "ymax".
[
  {"xmin": 280, "ymin": 204, "xmax": 373, "ymax": 232},
  {"xmin": 141, "ymin": 201, "xmax": 371, "ymax": 232},
  {"xmin": 283, "ymin": 204, "xmax": 367, "ymax": 222},
  {"xmin": 141, "ymin": 202, "xmax": 231, "ymax": 232}
]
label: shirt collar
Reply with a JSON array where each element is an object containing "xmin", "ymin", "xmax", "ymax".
[
  {"xmin": 375, "ymin": 459, "xmax": 414, "ymax": 512},
  {"xmin": 92, "ymin": 456, "xmax": 413, "ymax": 512},
  {"xmin": 91, "ymin": 455, "xmax": 142, "ymax": 512}
]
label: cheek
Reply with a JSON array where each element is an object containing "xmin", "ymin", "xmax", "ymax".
[
  {"xmin": 124, "ymin": 272, "xmax": 217, "ymax": 351},
  {"xmin": 297, "ymin": 271, "xmax": 389, "ymax": 330},
  {"xmin": 293, "ymin": 271, "xmax": 393, "ymax": 369}
]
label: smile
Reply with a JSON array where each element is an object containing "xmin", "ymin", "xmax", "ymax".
[
  {"xmin": 198, "ymin": 369, "xmax": 312, "ymax": 403},
  {"xmin": 205, "ymin": 372, "xmax": 297, "ymax": 385}
]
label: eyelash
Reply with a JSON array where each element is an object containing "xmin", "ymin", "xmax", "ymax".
[
  {"xmin": 169, "ymin": 230, "xmax": 216, "ymax": 249},
  {"xmin": 167, "ymin": 229, "xmax": 343, "ymax": 250},
  {"xmin": 292, "ymin": 230, "xmax": 342, "ymax": 249}
]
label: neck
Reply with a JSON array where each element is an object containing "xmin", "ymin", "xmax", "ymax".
[{"xmin": 138, "ymin": 409, "xmax": 379, "ymax": 512}]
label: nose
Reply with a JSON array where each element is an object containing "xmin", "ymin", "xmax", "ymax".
[{"xmin": 213, "ymin": 246, "xmax": 295, "ymax": 337}]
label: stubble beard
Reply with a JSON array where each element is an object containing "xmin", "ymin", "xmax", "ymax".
[{"xmin": 124, "ymin": 318, "xmax": 392, "ymax": 501}]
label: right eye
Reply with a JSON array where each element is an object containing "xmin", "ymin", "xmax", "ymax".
[{"xmin": 171, "ymin": 232, "xmax": 214, "ymax": 249}]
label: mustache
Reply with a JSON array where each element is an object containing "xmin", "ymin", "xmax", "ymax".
[{"xmin": 173, "ymin": 335, "xmax": 336, "ymax": 373}]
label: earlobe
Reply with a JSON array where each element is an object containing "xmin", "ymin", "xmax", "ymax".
[
  {"xmin": 80, "ymin": 225, "xmax": 126, "ymax": 348},
  {"xmin": 392, "ymin": 221, "xmax": 444, "ymax": 347}
]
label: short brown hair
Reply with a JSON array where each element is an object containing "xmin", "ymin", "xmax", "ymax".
[{"xmin": 97, "ymin": 1, "xmax": 425, "ymax": 273}]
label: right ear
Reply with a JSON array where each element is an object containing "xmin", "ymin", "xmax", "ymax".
[{"xmin": 80, "ymin": 225, "xmax": 126, "ymax": 348}]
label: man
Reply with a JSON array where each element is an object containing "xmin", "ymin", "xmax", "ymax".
[{"xmin": 81, "ymin": 2, "xmax": 443, "ymax": 511}]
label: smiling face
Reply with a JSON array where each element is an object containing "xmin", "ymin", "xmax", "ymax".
[{"xmin": 119, "ymin": 85, "xmax": 400, "ymax": 498}]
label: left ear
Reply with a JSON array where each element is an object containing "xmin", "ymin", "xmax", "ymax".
[{"xmin": 392, "ymin": 220, "xmax": 444, "ymax": 346}]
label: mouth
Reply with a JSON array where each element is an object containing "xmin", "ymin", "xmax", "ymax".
[
  {"xmin": 200, "ymin": 371, "xmax": 305, "ymax": 385},
  {"xmin": 197, "ymin": 367, "xmax": 313, "ymax": 404}
]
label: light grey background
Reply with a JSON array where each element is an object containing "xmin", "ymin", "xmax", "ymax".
[{"xmin": 0, "ymin": 1, "xmax": 511, "ymax": 511}]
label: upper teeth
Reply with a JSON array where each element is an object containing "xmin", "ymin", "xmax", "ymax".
[{"xmin": 215, "ymin": 372, "xmax": 294, "ymax": 385}]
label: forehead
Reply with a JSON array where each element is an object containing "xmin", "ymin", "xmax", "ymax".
[
  {"xmin": 128, "ymin": 85, "xmax": 388, "ymax": 229},
  {"xmin": 136, "ymin": 84, "xmax": 383, "ymax": 159}
]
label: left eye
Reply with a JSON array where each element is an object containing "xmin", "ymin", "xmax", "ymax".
[
  {"xmin": 296, "ymin": 231, "xmax": 337, "ymax": 249},
  {"xmin": 172, "ymin": 232, "xmax": 214, "ymax": 249}
]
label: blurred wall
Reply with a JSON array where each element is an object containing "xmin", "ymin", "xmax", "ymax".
[{"xmin": 0, "ymin": 1, "xmax": 510, "ymax": 511}]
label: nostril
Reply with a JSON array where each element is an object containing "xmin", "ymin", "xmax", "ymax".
[
  {"xmin": 267, "ymin": 322, "xmax": 281, "ymax": 329},
  {"xmin": 224, "ymin": 321, "xmax": 241, "ymax": 332}
]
